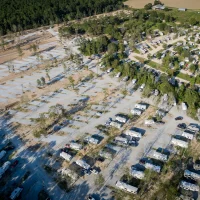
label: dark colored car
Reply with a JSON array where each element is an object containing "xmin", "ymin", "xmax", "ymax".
[
  {"xmin": 156, "ymin": 121, "xmax": 165, "ymax": 125},
  {"xmin": 4, "ymin": 145, "xmax": 15, "ymax": 150},
  {"xmin": 12, "ymin": 160, "xmax": 19, "ymax": 167},
  {"xmin": 177, "ymin": 123, "xmax": 186, "ymax": 129},
  {"xmin": 175, "ymin": 116, "xmax": 183, "ymax": 121}
]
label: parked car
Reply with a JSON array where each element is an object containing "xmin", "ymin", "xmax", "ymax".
[
  {"xmin": 156, "ymin": 121, "xmax": 165, "ymax": 125},
  {"xmin": 177, "ymin": 123, "xmax": 186, "ymax": 129},
  {"xmin": 12, "ymin": 160, "xmax": 19, "ymax": 168},
  {"xmin": 96, "ymin": 112, "xmax": 103, "ymax": 117},
  {"xmin": 90, "ymin": 167, "xmax": 100, "ymax": 174},
  {"xmin": 4, "ymin": 145, "xmax": 15, "ymax": 150},
  {"xmin": 115, "ymin": 72, "xmax": 121, "ymax": 78},
  {"xmin": 107, "ymin": 68, "xmax": 113, "ymax": 73},
  {"xmin": 175, "ymin": 116, "xmax": 183, "ymax": 121},
  {"xmin": 122, "ymin": 76, "xmax": 129, "ymax": 82}
]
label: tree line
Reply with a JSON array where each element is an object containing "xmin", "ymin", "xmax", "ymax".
[{"xmin": 0, "ymin": 0, "xmax": 124, "ymax": 35}]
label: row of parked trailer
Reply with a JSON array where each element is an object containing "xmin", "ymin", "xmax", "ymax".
[
  {"xmin": 171, "ymin": 124, "xmax": 200, "ymax": 148},
  {"xmin": 110, "ymin": 114, "xmax": 128, "ymax": 129}
]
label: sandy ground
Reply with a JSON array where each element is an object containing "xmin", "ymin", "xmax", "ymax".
[{"xmin": 125, "ymin": 0, "xmax": 200, "ymax": 9}]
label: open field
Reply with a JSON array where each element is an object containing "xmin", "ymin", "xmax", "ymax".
[{"xmin": 125, "ymin": 0, "xmax": 200, "ymax": 9}]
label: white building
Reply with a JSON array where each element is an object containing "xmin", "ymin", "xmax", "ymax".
[
  {"xmin": 131, "ymin": 108, "xmax": 142, "ymax": 116},
  {"xmin": 148, "ymin": 150, "xmax": 168, "ymax": 162},
  {"xmin": 59, "ymin": 168, "xmax": 78, "ymax": 180},
  {"xmin": 60, "ymin": 152, "xmax": 72, "ymax": 162},
  {"xmin": 10, "ymin": 187, "xmax": 23, "ymax": 200},
  {"xmin": 124, "ymin": 129, "xmax": 142, "ymax": 138},
  {"xmin": 184, "ymin": 169, "xmax": 200, "ymax": 180},
  {"xmin": 0, "ymin": 150, "xmax": 6, "ymax": 160},
  {"xmin": 135, "ymin": 103, "xmax": 147, "ymax": 110},
  {"xmin": 70, "ymin": 142, "xmax": 82, "ymax": 151},
  {"xmin": 76, "ymin": 160, "xmax": 90, "ymax": 170},
  {"xmin": 171, "ymin": 138, "xmax": 188, "ymax": 148},
  {"xmin": 131, "ymin": 169, "xmax": 145, "ymax": 179},
  {"xmin": 116, "ymin": 181, "xmax": 138, "ymax": 194},
  {"xmin": 180, "ymin": 181, "xmax": 199, "ymax": 192}
]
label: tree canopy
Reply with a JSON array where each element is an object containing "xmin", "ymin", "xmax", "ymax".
[{"xmin": 0, "ymin": 0, "xmax": 124, "ymax": 35}]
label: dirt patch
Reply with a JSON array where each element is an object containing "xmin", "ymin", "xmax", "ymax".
[{"xmin": 125, "ymin": 0, "xmax": 200, "ymax": 9}]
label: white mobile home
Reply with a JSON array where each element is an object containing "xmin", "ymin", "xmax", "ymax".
[
  {"xmin": 184, "ymin": 169, "xmax": 200, "ymax": 180},
  {"xmin": 76, "ymin": 160, "xmax": 90, "ymax": 170},
  {"xmin": 0, "ymin": 161, "xmax": 11, "ymax": 179},
  {"xmin": 131, "ymin": 108, "xmax": 142, "ymax": 116},
  {"xmin": 144, "ymin": 162, "xmax": 161, "ymax": 173},
  {"xmin": 131, "ymin": 169, "xmax": 145, "ymax": 179},
  {"xmin": 124, "ymin": 129, "xmax": 142, "ymax": 139},
  {"xmin": 110, "ymin": 121, "xmax": 123, "ymax": 129},
  {"xmin": 114, "ymin": 136, "xmax": 128, "ymax": 144},
  {"xmin": 10, "ymin": 187, "xmax": 23, "ymax": 200},
  {"xmin": 60, "ymin": 152, "xmax": 72, "ymax": 162},
  {"xmin": 135, "ymin": 103, "xmax": 147, "ymax": 110},
  {"xmin": 116, "ymin": 116, "xmax": 128, "ymax": 123},
  {"xmin": 171, "ymin": 138, "xmax": 188, "ymax": 148},
  {"xmin": 116, "ymin": 181, "xmax": 138, "ymax": 194},
  {"xmin": 0, "ymin": 150, "xmax": 6, "ymax": 160},
  {"xmin": 70, "ymin": 142, "xmax": 82, "ymax": 151},
  {"xmin": 180, "ymin": 181, "xmax": 199, "ymax": 192},
  {"xmin": 148, "ymin": 150, "xmax": 168, "ymax": 162},
  {"xmin": 187, "ymin": 125, "xmax": 199, "ymax": 132},
  {"xmin": 181, "ymin": 131, "xmax": 194, "ymax": 140},
  {"xmin": 144, "ymin": 119, "xmax": 155, "ymax": 125},
  {"xmin": 85, "ymin": 137, "xmax": 99, "ymax": 145}
]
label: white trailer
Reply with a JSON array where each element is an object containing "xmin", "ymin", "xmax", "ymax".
[
  {"xmin": 0, "ymin": 150, "xmax": 6, "ymax": 160},
  {"xmin": 110, "ymin": 121, "xmax": 122, "ymax": 129},
  {"xmin": 124, "ymin": 129, "xmax": 142, "ymax": 138},
  {"xmin": 60, "ymin": 168, "xmax": 78, "ymax": 180},
  {"xmin": 184, "ymin": 169, "xmax": 200, "ymax": 180},
  {"xmin": 148, "ymin": 150, "xmax": 168, "ymax": 162},
  {"xmin": 0, "ymin": 161, "xmax": 11, "ymax": 178},
  {"xmin": 131, "ymin": 108, "xmax": 142, "ymax": 116},
  {"xmin": 60, "ymin": 152, "xmax": 72, "ymax": 162},
  {"xmin": 144, "ymin": 162, "xmax": 161, "ymax": 173},
  {"xmin": 85, "ymin": 136, "xmax": 99, "ymax": 145},
  {"xmin": 116, "ymin": 116, "xmax": 127, "ymax": 123},
  {"xmin": 180, "ymin": 181, "xmax": 199, "ymax": 192},
  {"xmin": 131, "ymin": 169, "xmax": 145, "ymax": 179},
  {"xmin": 10, "ymin": 187, "xmax": 23, "ymax": 200},
  {"xmin": 144, "ymin": 119, "xmax": 155, "ymax": 125},
  {"xmin": 187, "ymin": 125, "xmax": 199, "ymax": 132},
  {"xmin": 171, "ymin": 138, "xmax": 188, "ymax": 148},
  {"xmin": 181, "ymin": 131, "xmax": 194, "ymax": 140},
  {"xmin": 116, "ymin": 181, "xmax": 138, "ymax": 194},
  {"xmin": 114, "ymin": 136, "xmax": 128, "ymax": 144},
  {"xmin": 135, "ymin": 103, "xmax": 147, "ymax": 110},
  {"xmin": 76, "ymin": 160, "xmax": 90, "ymax": 170},
  {"xmin": 70, "ymin": 142, "xmax": 82, "ymax": 151}
]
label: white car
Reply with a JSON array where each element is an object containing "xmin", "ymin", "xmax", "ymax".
[
  {"xmin": 107, "ymin": 68, "xmax": 113, "ymax": 73},
  {"xmin": 132, "ymin": 79, "xmax": 137, "ymax": 84},
  {"xmin": 115, "ymin": 72, "xmax": 121, "ymax": 78}
]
